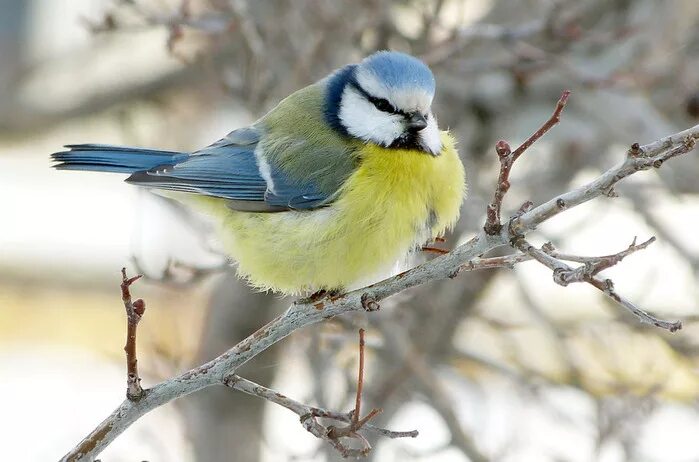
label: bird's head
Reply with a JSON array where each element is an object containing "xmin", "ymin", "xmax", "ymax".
[{"xmin": 325, "ymin": 51, "xmax": 441, "ymax": 156}]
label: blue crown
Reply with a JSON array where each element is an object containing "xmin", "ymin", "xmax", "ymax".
[{"xmin": 360, "ymin": 51, "xmax": 435, "ymax": 94}]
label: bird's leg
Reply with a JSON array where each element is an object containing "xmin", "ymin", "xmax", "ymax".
[
  {"xmin": 296, "ymin": 289, "xmax": 327, "ymax": 304},
  {"xmin": 296, "ymin": 288, "xmax": 343, "ymax": 305},
  {"xmin": 422, "ymin": 236, "xmax": 449, "ymax": 254},
  {"xmin": 421, "ymin": 245, "xmax": 450, "ymax": 255}
]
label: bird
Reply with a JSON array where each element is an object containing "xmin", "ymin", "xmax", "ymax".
[{"xmin": 52, "ymin": 51, "xmax": 466, "ymax": 295}]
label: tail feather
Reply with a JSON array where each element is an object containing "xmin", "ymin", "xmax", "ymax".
[{"xmin": 51, "ymin": 144, "xmax": 188, "ymax": 174}]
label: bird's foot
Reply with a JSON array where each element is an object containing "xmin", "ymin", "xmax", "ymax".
[
  {"xmin": 296, "ymin": 288, "xmax": 342, "ymax": 305},
  {"xmin": 421, "ymin": 245, "xmax": 450, "ymax": 255},
  {"xmin": 422, "ymin": 237, "xmax": 450, "ymax": 255}
]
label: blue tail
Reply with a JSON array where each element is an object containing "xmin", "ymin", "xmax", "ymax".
[{"xmin": 51, "ymin": 144, "xmax": 189, "ymax": 174}]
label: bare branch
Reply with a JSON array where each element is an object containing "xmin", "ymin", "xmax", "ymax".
[
  {"xmin": 513, "ymin": 238, "xmax": 681, "ymax": 332},
  {"xmin": 120, "ymin": 268, "xmax": 145, "ymax": 401},
  {"xmin": 512, "ymin": 90, "xmax": 571, "ymax": 161},
  {"xmin": 449, "ymin": 253, "xmax": 533, "ymax": 278},
  {"xmin": 484, "ymin": 90, "xmax": 571, "ymax": 235},
  {"xmin": 511, "ymin": 126, "xmax": 699, "ymax": 235},
  {"xmin": 224, "ymin": 375, "xmax": 417, "ymax": 458},
  {"xmin": 321, "ymin": 328, "xmax": 384, "ymax": 455},
  {"xmin": 542, "ymin": 237, "xmax": 656, "ymax": 276}
]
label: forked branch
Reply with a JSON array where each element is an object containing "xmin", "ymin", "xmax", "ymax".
[
  {"xmin": 484, "ymin": 90, "xmax": 570, "ymax": 235},
  {"xmin": 514, "ymin": 237, "xmax": 681, "ymax": 331},
  {"xmin": 224, "ymin": 369, "xmax": 417, "ymax": 459},
  {"xmin": 223, "ymin": 329, "xmax": 413, "ymax": 457}
]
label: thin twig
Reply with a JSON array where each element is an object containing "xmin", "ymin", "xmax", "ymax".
[
  {"xmin": 422, "ymin": 246, "xmax": 451, "ymax": 255},
  {"xmin": 512, "ymin": 129, "xmax": 699, "ymax": 236},
  {"xmin": 484, "ymin": 90, "xmax": 571, "ymax": 235},
  {"xmin": 511, "ymin": 90, "xmax": 570, "ymax": 162},
  {"xmin": 224, "ymin": 374, "xmax": 416, "ymax": 458},
  {"xmin": 513, "ymin": 238, "xmax": 681, "ymax": 332},
  {"xmin": 325, "ymin": 329, "xmax": 383, "ymax": 453},
  {"xmin": 542, "ymin": 236, "xmax": 656, "ymax": 277},
  {"xmin": 120, "ymin": 268, "xmax": 145, "ymax": 401}
]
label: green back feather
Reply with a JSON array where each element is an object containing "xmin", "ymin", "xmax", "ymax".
[{"xmin": 258, "ymin": 83, "xmax": 361, "ymax": 197}]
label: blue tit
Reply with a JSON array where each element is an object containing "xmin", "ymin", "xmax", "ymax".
[{"xmin": 52, "ymin": 51, "xmax": 466, "ymax": 294}]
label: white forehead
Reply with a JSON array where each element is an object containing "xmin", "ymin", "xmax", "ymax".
[{"xmin": 355, "ymin": 66, "xmax": 434, "ymax": 113}]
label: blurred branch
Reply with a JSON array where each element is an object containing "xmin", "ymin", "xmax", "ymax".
[
  {"xmin": 379, "ymin": 320, "xmax": 489, "ymax": 462},
  {"xmin": 131, "ymin": 256, "xmax": 230, "ymax": 287},
  {"xmin": 423, "ymin": 20, "xmax": 546, "ymax": 65},
  {"xmin": 183, "ymin": 273, "xmax": 283, "ymax": 462},
  {"xmin": 89, "ymin": 0, "xmax": 234, "ymax": 35},
  {"xmin": 451, "ymin": 347, "xmax": 528, "ymax": 384},
  {"xmin": 60, "ymin": 96, "xmax": 699, "ymax": 461},
  {"xmin": 627, "ymin": 191, "xmax": 699, "ymax": 274},
  {"xmin": 512, "ymin": 275, "xmax": 583, "ymax": 386},
  {"xmin": 0, "ymin": 64, "xmax": 197, "ymax": 135}
]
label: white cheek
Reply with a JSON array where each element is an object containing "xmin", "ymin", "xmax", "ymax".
[
  {"xmin": 338, "ymin": 87, "xmax": 403, "ymax": 145},
  {"xmin": 420, "ymin": 113, "xmax": 442, "ymax": 155}
]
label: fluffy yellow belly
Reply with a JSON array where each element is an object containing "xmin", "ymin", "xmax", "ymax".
[{"xmin": 205, "ymin": 132, "xmax": 465, "ymax": 294}]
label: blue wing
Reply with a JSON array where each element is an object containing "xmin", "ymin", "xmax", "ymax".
[
  {"xmin": 52, "ymin": 144, "xmax": 187, "ymax": 173},
  {"xmin": 125, "ymin": 127, "xmax": 329, "ymax": 212}
]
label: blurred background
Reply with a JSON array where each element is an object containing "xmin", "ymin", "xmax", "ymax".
[{"xmin": 2, "ymin": 0, "xmax": 699, "ymax": 461}]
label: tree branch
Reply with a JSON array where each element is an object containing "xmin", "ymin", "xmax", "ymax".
[
  {"xmin": 511, "ymin": 128, "xmax": 698, "ymax": 235},
  {"xmin": 484, "ymin": 90, "xmax": 570, "ymax": 235},
  {"xmin": 61, "ymin": 97, "xmax": 699, "ymax": 460},
  {"xmin": 513, "ymin": 238, "xmax": 681, "ymax": 331},
  {"xmin": 378, "ymin": 319, "xmax": 489, "ymax": 462},
  {"xmin": 120, "ymin": 268, "xmax": 145, "ymax": 401},
  {"xmin": 224, "ymin": 374, "xmax": 417, "ymax": 458},
  {"xmin": 542, "ymin": 236, "xmax": 656, "ymax": 279},
  {"xmin": 449, "ymin": 252, "xmax": 533, "ymax": 278},
  {"xmin": 325, "ymin": 329, "xmax": 383, "ymax": 446}
]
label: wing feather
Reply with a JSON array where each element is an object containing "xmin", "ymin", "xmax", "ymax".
[{"xmin": 125, "ymin": 127, "xmax": 338, "ymax": 212}]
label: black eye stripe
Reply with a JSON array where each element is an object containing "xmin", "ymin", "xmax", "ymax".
[
  {"xmin": 350, "ymin": 81, "xmax": 408, "ymax": 116},
  {"xmin": 371, "ymin": 96, "xmax": 395, "ymax": 113}
]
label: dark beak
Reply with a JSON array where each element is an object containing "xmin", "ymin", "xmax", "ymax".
[{"xmin": 406, "ymin": 112, "xmax": 428, "ymax": 131}]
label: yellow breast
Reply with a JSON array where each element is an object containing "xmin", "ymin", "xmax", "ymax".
[{"xmin": 213, "ymin": 131, "xmax": 465, "ymax": 294}]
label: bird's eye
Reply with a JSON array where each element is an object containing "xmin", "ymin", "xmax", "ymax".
[{"xmin": 373, "ymin": 98, "xmax": 395, "ymax": 113}]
